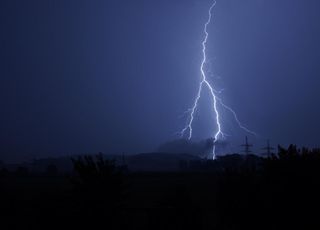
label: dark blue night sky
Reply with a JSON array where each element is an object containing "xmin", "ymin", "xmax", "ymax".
[{"xmin": 1, "ymin": 0, "xmax": 320, "ymax": 162}]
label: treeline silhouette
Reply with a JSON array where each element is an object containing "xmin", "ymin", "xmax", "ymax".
[
  {"xmin": 0, "ymin": 145, "xmax": 319, "ymax": 229},
  {"xmin": 216, "ymin": 145, "xmax": 320, "ymax": 230}
]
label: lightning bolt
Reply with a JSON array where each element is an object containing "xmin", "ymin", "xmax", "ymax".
[{"xmin": 180, "ymin": 0, "xmax": 256, "ymax": 160}]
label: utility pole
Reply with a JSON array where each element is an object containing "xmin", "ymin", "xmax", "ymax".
[
  {"xmin": 261, "ymin": 139, "xmax": 275, "ymax": 158},
  {"xmin": 241, "ymin": 136, "xmax": 253, "ymax": 155}
]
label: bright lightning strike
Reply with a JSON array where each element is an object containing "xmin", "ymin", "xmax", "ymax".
[{"xmin": 181, "ymin": 0, "xmax": 256, "ymax": 160}]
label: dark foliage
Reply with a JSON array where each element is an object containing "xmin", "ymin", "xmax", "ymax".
[
  {"xmin": 71, "ymin": 154, "xmax": 124, "ymax": 198},
  {"xmin": 45, "ymin": 164, "xmax": 58, "ymax": 176},
  {"xmin": 15, "ymin": 166, "xmax": 29, "ymax": 177},
  {"xmin": 69, "ymin": 153, "xmax": 126, "ymax": 227},
  {"xmin": 0, "ymin": 146, "xmax": 319, "ymax": 230},
  {"xmin": 216, "ymin": 145, "xmax": 320, "ymax": 230}
]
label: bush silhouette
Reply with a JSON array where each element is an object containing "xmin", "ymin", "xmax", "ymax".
[{"xmin": 70, "ymin": 153, "xmax": 125, "ymax": 227}]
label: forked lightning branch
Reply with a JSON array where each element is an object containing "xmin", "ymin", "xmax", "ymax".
[{"xmin": 180, "ymin": 0, "xmax": 256, "ymax": 159}]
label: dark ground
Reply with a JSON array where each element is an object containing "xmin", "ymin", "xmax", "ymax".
[{"xmin": 1, "ymin": 145, "xmax": 319, "ymax": 230}]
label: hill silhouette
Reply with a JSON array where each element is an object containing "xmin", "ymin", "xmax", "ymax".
[{"xmin": 0, "ymin": 145, "xmax": 320, "ymax": 229}]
